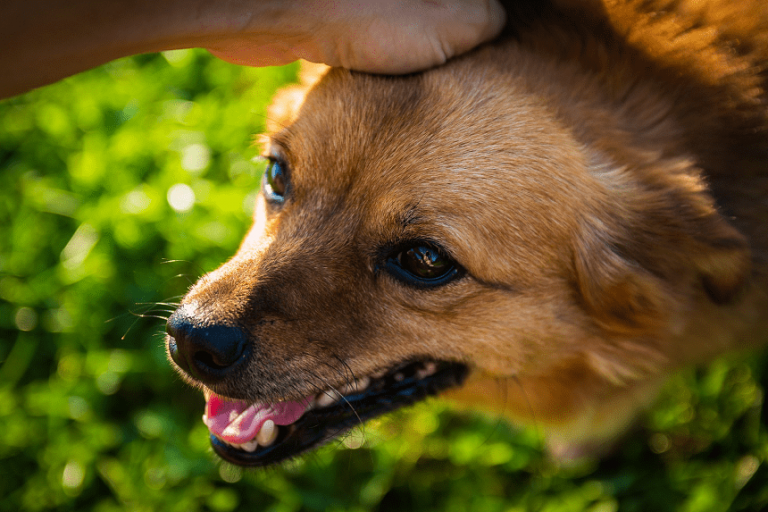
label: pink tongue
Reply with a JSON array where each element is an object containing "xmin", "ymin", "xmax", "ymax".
[{"xmin": 204, "ymin": 394, "xmax": 311, "ymax": 444}]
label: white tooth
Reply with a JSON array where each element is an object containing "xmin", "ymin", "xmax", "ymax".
[
  {"xmin": 256, "ymin": 420, "xmax": 277, "ymax": 446},
  {"xmin": 241, "ymin": 439, "xmax": 259, "ymax": 452},
  {"xmin": 340, "ymin": 378, "xmax": 368, "ymax": 395},
  {"xmin": 416, "ymin": 363, "xmax": 438, "ymax": 379},
  {"xmin": 394, "ymin": 373, "xmax": 405, "ymax": 382},
  {"xmin": 316, "ymin": 391, "xmax": 340, "ymax": 407}
]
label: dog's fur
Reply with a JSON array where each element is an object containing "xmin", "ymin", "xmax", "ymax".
[{"xmin": 176, "ymin": 0, "xmax": 768, "ymax": 457}]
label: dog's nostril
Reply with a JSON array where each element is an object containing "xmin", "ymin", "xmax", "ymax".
[
  {"xmin": 193, "ymin": 349, "xmax": 230, "ymax": 371},
  {"xmin": 166, "ymin": 306, "xmax": 250, "ymax": 383}
]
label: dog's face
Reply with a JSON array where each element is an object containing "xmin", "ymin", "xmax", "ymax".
[{"xmin": 166, "ymin": 44, "xmax": 751, "ymax": 466}]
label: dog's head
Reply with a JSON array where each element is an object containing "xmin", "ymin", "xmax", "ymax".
[{"xmin": 165, "ymin": 43, "xmax": 750, "ymax": 466}]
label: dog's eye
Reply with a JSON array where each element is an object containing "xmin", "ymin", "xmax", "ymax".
[
  {"xmin": 386, "ymin": 243, "xmax": 461, "ymax": 288},
  {"xmin": 263, "ymin": 158, "xmax": 287, "ymax": 202}
]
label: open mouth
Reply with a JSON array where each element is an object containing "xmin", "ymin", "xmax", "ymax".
[{"xmin": 205, "ymin": 360, "xmax": 469, "ymax": 466}]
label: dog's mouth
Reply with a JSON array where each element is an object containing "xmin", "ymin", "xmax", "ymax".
[{"xmin": 204, "ymin": 360, "xmax": 469, "ymax": 466}]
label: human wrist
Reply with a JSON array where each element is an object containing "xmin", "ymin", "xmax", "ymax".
[
  {"xmin": 1, "ymin": 0, "xmax": 299, "ymax": 98},
  {"xmin": 1, "ymin": 0, "xmax": 200, "ymax": 97},
  {"xmin": 182, "ymin": 0, "xmax": 321, "ymax": 67}
]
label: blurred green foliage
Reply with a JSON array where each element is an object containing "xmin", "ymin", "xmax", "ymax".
[{"xmin": 1, "ymin": 51, "xmax": 767, "ymax": 511}]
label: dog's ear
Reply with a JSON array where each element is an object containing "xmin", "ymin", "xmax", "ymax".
[
  {"xmin": 573, "ymin": 231, "xmax": 672, "ymax": 336},
  {"xmin": 266, "ymin": 61, "xmax": 330, "ymax": 132},
  {"xmin": 685, "ymin": 212, "xmax": 752, "ymax": 304},
  {"xmin": 574, "ymin": 160, "xmax": 752, "ymax": 334}
]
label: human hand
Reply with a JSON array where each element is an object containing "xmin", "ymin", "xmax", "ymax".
[
  {"xmin": 2, "ymin": 0, "xmax": 506, "ymax": 98},
  {"xmin": 203, "ymin": 0, "xmax": 506, "ymax": 74}
]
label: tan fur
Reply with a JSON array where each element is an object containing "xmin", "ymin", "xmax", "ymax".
[{"xmin": 179, "ymin": 0, "xmax": 768, "ymax": 455}]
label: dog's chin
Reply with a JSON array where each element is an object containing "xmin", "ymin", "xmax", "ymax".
[{"xmin": 206, "ymin": 360, "xmax": 469, "ymax": 467}]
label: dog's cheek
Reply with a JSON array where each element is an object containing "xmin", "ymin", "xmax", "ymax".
[{"xmin": 364, "ymin": 281, "xmax": 582, "ymax": 378}]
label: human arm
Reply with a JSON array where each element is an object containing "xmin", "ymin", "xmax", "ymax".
[{"xmin": 0, "ymin": 0, "xmax": 505, "ymax": 99}]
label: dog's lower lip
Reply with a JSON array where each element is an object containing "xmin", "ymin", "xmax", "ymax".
[{"xmin": 209, "ymin": 360, "xmax": 469, "ymax": 467}]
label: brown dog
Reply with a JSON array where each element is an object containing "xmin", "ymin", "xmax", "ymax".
[{"xmin": 165, "ymin": 0, "xmax": 768, "ymax": 466}]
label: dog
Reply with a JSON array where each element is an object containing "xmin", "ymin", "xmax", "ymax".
[{"xmin": 165, "ymin": 0, "xmax": 768, "ymax": 466}]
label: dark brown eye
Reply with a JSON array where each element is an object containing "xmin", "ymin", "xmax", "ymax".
[
  {"xmin": 263, "ymin": 159, "xmax": 286, "ymax": 202},
  {"xmin": 385, "ymin": 243, "xmax": 461, "ymax": 288},
  {"xmin": 399, "ymin": 246, "xmax": 451, "ymax": 279}
]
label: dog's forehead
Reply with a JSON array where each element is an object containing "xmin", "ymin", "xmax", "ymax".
[{"xmin": 267, "ymin": 62, "xmax": 600, "ymax": 271}]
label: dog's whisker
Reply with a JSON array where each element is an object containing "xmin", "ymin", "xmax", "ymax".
[
  {"xmin": 136, "ymin": 314, "xmax": 171, "ymax": 321},
  {"xmin": 331, "ymin": 354, "xmax": 359, "ymax": 394},
  {"xmin": 160, "ymin": 258, "xmax": 190, "ymax": 265},
  {"xmin": 115, "ymin": 313, "xmax": 142, "ymax": 340},
  {"xmin": 111, "ymin": 297, "xmax": 182, "ymax": 340},
  {"xmin": 150, "ymin": 309, "xmax": 173, "ymax": 315},
  {"xmin": 133, "ymin": 301, "xmax": 180, "ymax": 307},
  {"xmin": 307, "ymin": 356, "xmax": 367, "ymax": 440},
  {"xmin": 160, "ymin": 257, "xmax": 208, "ymax": 278},
  {"xmin": 301, "ymin": 367, "xmax": 335, "ymax": 397}
]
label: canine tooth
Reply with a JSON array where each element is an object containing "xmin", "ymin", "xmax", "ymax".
[
  {"xmin": 417, "ymin": 362, "xmax": 438, "ymax": 379},
  {"xmin": 394, "ymin": 372, "xmax": 405, "ymax": 382},
  {"xmin": 256, "ymin": 420, "xmax": 277, "ymax": 446},
  {"xmin": 340, "ymin": 376, "xmax": 369, "ymax": 395},
  {"xmin": 316, "ymin": 391, "xmax": 340, "ymax": 407},
  {"xmin": 241, "ymin": 439, "xmax": 259, "ymax": 452}
]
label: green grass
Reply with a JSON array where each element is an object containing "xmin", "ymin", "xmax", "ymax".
[{"xmin": 1, "ymin": 50, "xmax": 767, "ymax": 511}]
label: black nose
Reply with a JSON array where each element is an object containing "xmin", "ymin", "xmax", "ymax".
[{"xmin": 166, "ymin": 305, "xmax": 250, "ymax": 384}]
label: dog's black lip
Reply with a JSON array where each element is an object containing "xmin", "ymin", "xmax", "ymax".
[{"xmin": 210, "ymin": 360, "xmax": 469, "ymax": 467}]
